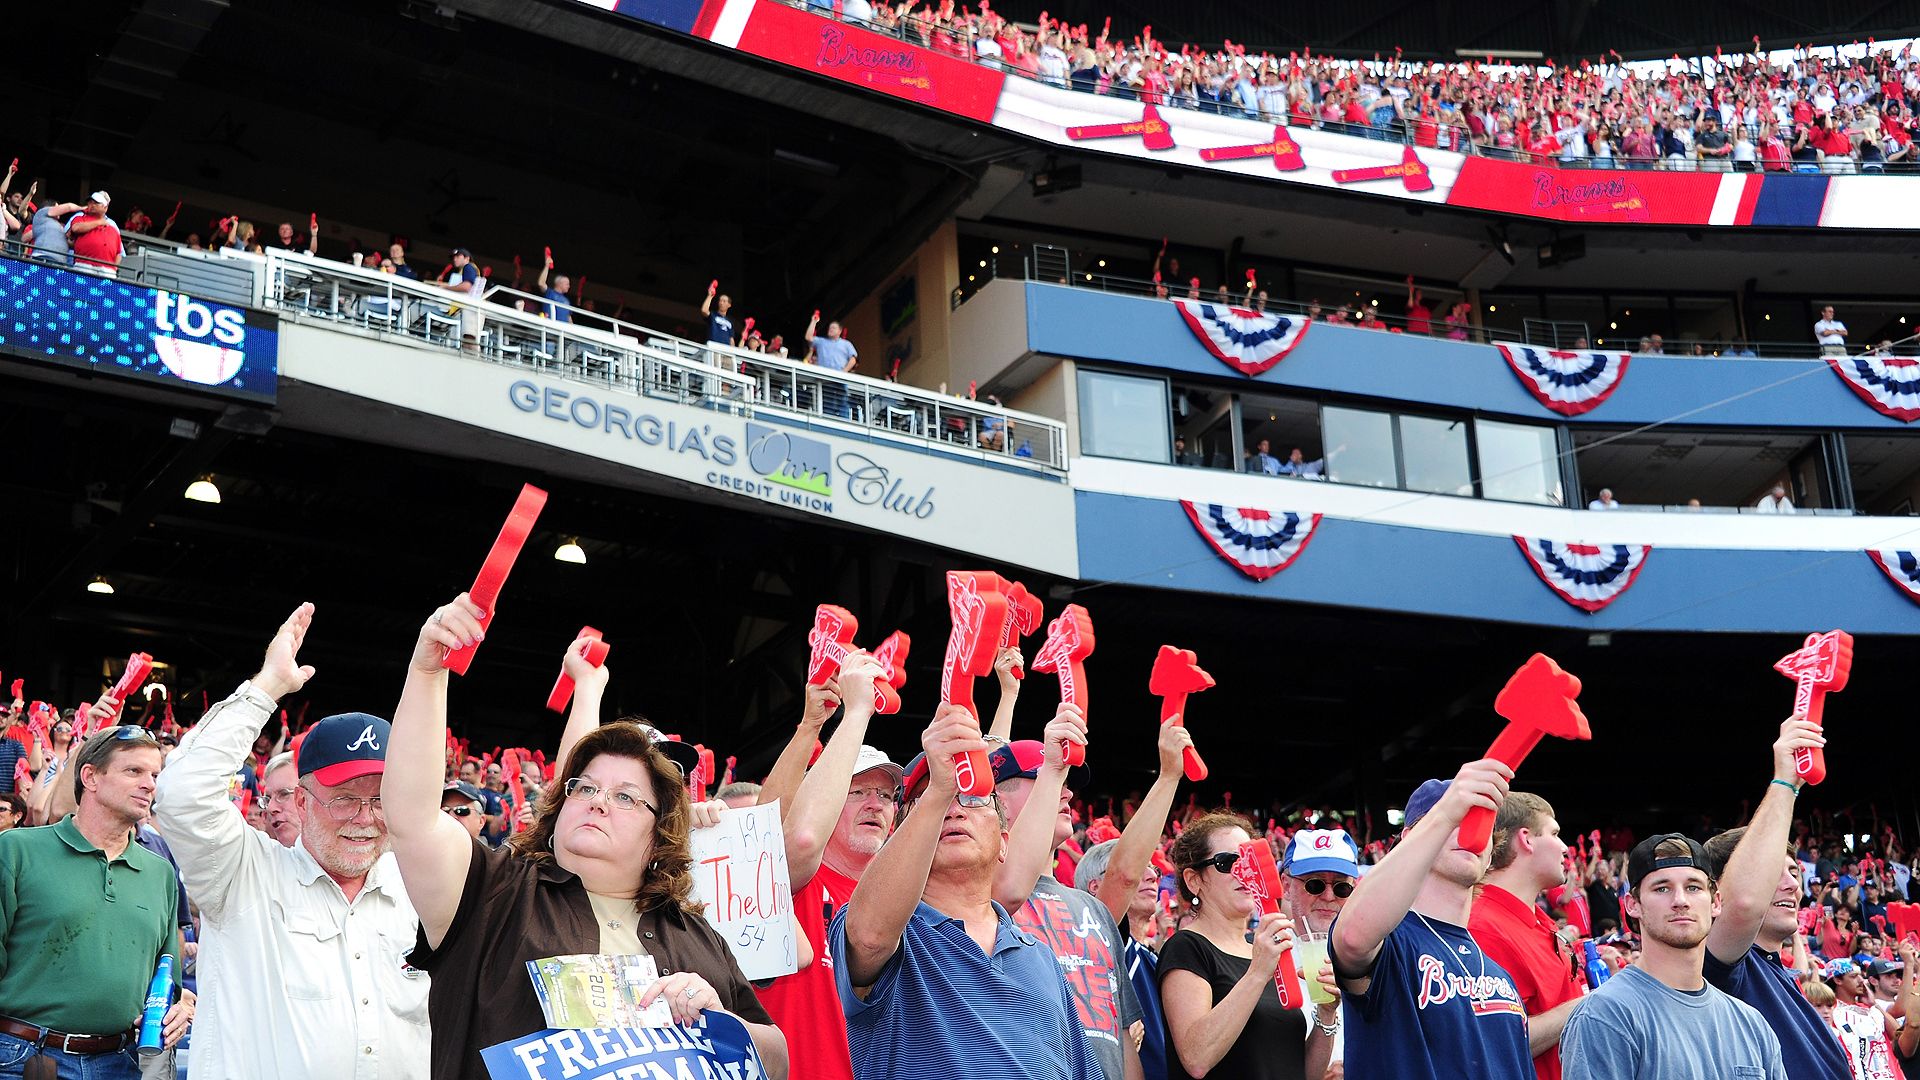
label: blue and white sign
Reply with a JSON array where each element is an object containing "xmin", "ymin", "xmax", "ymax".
[
  {"xmin": 481, "ymin": 1011, "xmax": 769, "ymax": 1080},
  {"xmin": 0, "ymin": 255, "xmax": 277, "ymax": 401}
]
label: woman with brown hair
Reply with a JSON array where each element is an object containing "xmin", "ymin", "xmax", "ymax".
[
  {"xmin": 383, "ymin": 593, "xmax": 788, "ymax": 1080},
  {"xmin": 1159, "ymin": 811, "xmax": 1326, "ymax": 1080}
]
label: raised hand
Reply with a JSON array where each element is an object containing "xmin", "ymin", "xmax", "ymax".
[
  {"xmin": 1431, "ymin": 758, "xmax": 1514, "ymax": 828},
  {"xmin": 1772, "ymin": 716, "xmax": 1826, "ymax": 784},
  {"xmin": 1246, "ymin": 910, "xmax": 1295, "ymax": 979},
  {"xmin": 1156, "ymin": 720, "xmax": 1194, "ymax": 779},
  {"xmin": 251, "ymin": 602, "xmax": 317, "ymax": 700},
  {"xmin": 86, "ymin": 695, "xmax": 120, "ymax": 731},
  {"xmin": 801, "ymin": 683, "xmax": 841, "ymax": 729},
  {"xmin": 837, "ymin": 650, "xmax": 886, "ymax": 717},
  {"xmin": 413, "ymin": 594, "xmax": 486, "ymax": 676},
  {"xmin": 1040, "ymin": 701, "xmax": 1088, "ymax": 774},
  {"xmin": 921, "ymin": 703, "xmax": 987, "ymax": 799},
  {"xmin": 560, "ymin": 634, "xmax": 611, "ymax": 699},
  {"xmin": 993, "ymin": 646, "xmax": 1023, "ymax": 690}
]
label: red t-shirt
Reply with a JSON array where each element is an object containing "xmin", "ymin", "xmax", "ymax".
[
  {"xmin": 70, "ymin": 213, "xmax": 124, "ymax": 268},
  {"xmin": 755, "ymin": 862, "xmax": 859, "ymax": 1080},
  {"xmin": 1468, "ymin": 884, "xmax": 1586, "ymax": 1080},
  {"xmin": 1408, "ymin": 301, "xmax": 1433, "ymax": 335}
]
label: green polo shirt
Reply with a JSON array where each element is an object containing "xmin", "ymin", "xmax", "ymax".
[{"xmin": 0, "ymin": 816, "xmax": 178, "ymax": 1034}]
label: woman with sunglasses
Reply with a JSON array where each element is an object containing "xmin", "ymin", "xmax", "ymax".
[
  {"xmin": 383, "ymin": 594, "xmax": 787, "ymax": 1080},
  {"xmin": 1159, "ymin": 812, "xmax": 1328, "ymax": 1080}
]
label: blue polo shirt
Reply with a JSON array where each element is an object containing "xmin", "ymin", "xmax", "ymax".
[
  {"xmin": 812, "ymin": 336, "xmax": 858, "ymax": 372},
  {"xmin": 831, "ymin": 900, "xmax": 1100, "ymax": 1080},
  {"xmin": 1704, "ymin": 944, "xmax": 1851, "ymax": 1080},
  {"xmin": 542, "ymin": 287, "xmax": 571, "ymax": 323}
]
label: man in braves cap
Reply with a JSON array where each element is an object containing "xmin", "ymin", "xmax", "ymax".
[
  {"xmin": 153, "ymin": 603, "xmax": 428, "ymax": 1078},
  {"xmin": 1561, "ymin": 834, "xmax": 1786, "ymax": 1079}
]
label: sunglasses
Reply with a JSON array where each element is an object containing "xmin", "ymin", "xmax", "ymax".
[
  {"xmin": 442, "ymin": 806, "xmax": 478, "ymax": 818},
  {"xmin": 1190, "ymin": 851, "xmax": 1240, "ymax": 874},
  {"xmin": 1299, "ymin": 879, "xmax": 1356, "ymax": 898},
  {"xmin": 107, "ymin": 725, "xmax": 158, "ymax": 743}
]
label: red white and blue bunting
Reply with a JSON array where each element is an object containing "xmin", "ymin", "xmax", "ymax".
[
  {"xmin": 1867, "ymin": 549, "xmax": 1920, "ymax": 604},
  {"xmin": 1174, "ymin": 300, "xmax": 1310, "ymax": 377},
  {"xmin": 1496, "ymin": 345, "xmax": 1631, "ymax": 416},
  {"xmin": 1181, "ymin": 501, "xmax": 1321, "ymax": 581},
  {"xmin": 1827, "ymin": 354, "xmax": 1920, "ymax": 422},
  {"xmin": 1512, "ymin": 537, "xmax": 1652, "ymax": 612}
]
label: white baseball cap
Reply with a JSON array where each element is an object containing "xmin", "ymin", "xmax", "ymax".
[
  {"xmin": 89, "ymin": 191, "xmax": 111, "ymax": 206},
  {"xmin": 851, "ymin": 744, "xmax": 904, "ymax": 783}
]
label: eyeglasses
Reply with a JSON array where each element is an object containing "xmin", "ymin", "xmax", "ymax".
[
  {"xmin": 264, "ymin": 786, "xmax": 300, "ymax": 806},
  {"xmin": 310, "ymin": 793, "xmax": 383, "ymax": 821},
  {"xmin": 442, "ymin": 806, "xmax": 478, "ymax": 818},
  {"xmin": 1299, "ymin": 879, "xmax": 1356, "ymax": 898},
  {"xmin": 1190, "ymin": 852, "xmax": 1240, "ymax": 874},
  {"xmin": 845, "ymin": 785, "xmax": 901, "ymax": 805},
  {"xmin": 906, "ymin": 792, "xmax": 997, "ymax": 815},
  {"xmin": 563, "ymin": 777, "xmax": 658, "ymax": 816}
]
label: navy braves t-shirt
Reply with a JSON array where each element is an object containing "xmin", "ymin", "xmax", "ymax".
[{"xmin": 1336, "ymin": 911, "xmax": 1533, "ymax": 1080}]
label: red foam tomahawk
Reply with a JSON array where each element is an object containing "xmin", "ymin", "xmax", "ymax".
[
  {"xmin": 808, "ymin": 605, "xmax": 909, "ymax": 715},
  {"xmin": 1331, "ymin": 145, "xmax": 1434, "ymax": 192},
  {"xmin": 1030, "ymin": 605, "xmax": 1095, "ymax": 767},
  {"xmin": 445, "ymin": 484, "xmax": 548, "ymax": 675},
  {"xmin": 1773, "ymin": 630, "xmax": 1853, "ymax": 786},
  {"xmin": 997, "ymin": 581, "xmax": 1045, "ymax": 679},
  {"xmin": 692, "ymin": 745, "xmax": 715, "ymax": 803},
  {"xmin": 1199, "ymin": 125, "xmax": 1306, "ymax": 171},
  {"xmin": 1150, "ymin": 646, "xmax": 1214, "ymax": 781},
  {"xmin": 546, "ymin": 627, "xmax": 611, "ymax": 713},
  {"xmin": 1885, "ymin": 901, "xmax": 1920, "ymax": 945},
  {"xmin": 1458, "ymin": 654, "xmax": 1591, "ymax": 853},
  {"xmin": 1231, "ymin": 840, "xmax": 1301, "ymax": 1008},
  {"xmin": 941, "ymin": 571, "xmax": 1010, "ymax": 797},
  {"xmin": 100, "ymin": 652, "xmax": 155, "ymax": 722},
  {"xmin": 872, "ymin": 631, "xmax": 911, "ymax": 705},
  {"xmin": 1066, "ymin": 104, "xmax": 1176, "ymax": 151}
]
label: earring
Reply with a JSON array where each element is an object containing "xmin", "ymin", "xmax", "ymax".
[
  {"xmin": 650, "ymin": 860, "xmax": 659, "ymax": 871},
  {"xmin": 1192, "ymin": 894, "xmax": 1201, "ymax": 909},
  {"xmin": 547, "ymin": 835, "xmax": 555, "ymax": 852}
]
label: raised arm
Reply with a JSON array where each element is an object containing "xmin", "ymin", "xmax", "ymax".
[
  {"xmin": 1708, "ymin": 717, "xmax": 1824, "ymax": 964},
  {"xmin": 383, "ymin": 594, "xmax": 486, "ymax": 950},
  {"xmin": 783, "ymin": 654, "xmax": 883, "ymax": 887},
  {"xmin": 1330, "ymin": 758, "xmax": 1510, "ymax": 994},
  {"xmin": 553, "ymin": 635, "xmax": 611, "ymax": 773},
  {"xmin": 1094, "ymin": 721, "xmax": 1190, "ymax": 925},
  {"xmin": 985, "ymin": 647, "xmax": 1022, "ymax": 742},
  {"xmin": 153, "ymin": 603, "xmax": 316, "ymax": 920},
  {"xmin": 992, "ymin": 703, "xmax": 1088, "ymax": 909},
  {"xmin": 758, "ymin": 685, "xmax": 837, "ymax": 812},
  {"xmin": 841, "ymin": 705, "xmax": 986, "ymax": 989},
  {"xmin": 700, "ymin": 281, "xmax": 716, "ymax": 317}
]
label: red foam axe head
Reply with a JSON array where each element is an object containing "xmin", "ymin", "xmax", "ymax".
[
  {"xmin": 941, "ymin": 571, "xmax": 1010, "ymax": 796},
  {"xmin": 1149, "ymin": 646, "xmax": 1214, "ymax": 781},
  {"xmin": 546, "ymin": 628, "xmax": 611, "ymax": 713},
  {"xmin": 1457, "ymin": 654, "xmax": 1590, "ymax": 853},
  {"xmin": 1031, "ymin": 605, "xmax": 1095, "ymax": 767},
  {"xmin": 997, "ymin": 581, "xmax": 1046, "ymax": 678},
  {"xmin": 1772, "ymin": 630, "xmax": 1853, "ymax": 786}
]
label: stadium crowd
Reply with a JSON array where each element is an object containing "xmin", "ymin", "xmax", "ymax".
[
  {"xmin": 810, "ymin": 1, "xmax": 1918, "ymax": 172},
  {"xmin": 0, "ymin": 597, "xmax": 1912, "ymax": 1080}
]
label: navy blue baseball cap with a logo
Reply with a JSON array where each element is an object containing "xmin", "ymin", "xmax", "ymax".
[{"xmin": 296, "ymin": 712, "xmax": 392, "ymax": 787}]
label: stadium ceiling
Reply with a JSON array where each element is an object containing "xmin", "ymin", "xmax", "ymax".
[{"xmin": 981, "ymin": 0, "xmax": 1920, "ymax": 63}]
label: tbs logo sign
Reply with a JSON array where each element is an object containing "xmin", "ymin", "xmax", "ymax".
[{"xmin": 150, "ymin": 291, "xmax": 248, "ymax": 386}]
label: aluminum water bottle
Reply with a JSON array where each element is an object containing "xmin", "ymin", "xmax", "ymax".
[
  {"xmin": 137, "ymin": 954, "xmax": 174, "ymax": 1057},
  {"xmin": 1582, "ymin": 940, "xmax": 1610, "ymax": 989}
]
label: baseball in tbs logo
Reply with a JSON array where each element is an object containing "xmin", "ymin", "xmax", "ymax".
[{"xmin": 151, "ymin": 291, "xmax": 248, "ymax": 386}]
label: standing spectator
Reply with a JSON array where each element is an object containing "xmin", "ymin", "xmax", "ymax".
[
  {"xmin": 0, "ymin": 794, "xmax": 24, "ymax": 833},
  {"xmin": 431, "ymin": 248, "xmax": 483, "ymax": 348},
  {"xmin": 536, "ymin": 252, "xmax": 572, "ymax": 324},
  {"xmin": 1825, "ymin": 960, "xmax": 1903, "ymax": 1078},
  {"xmin": 1697, "ymin": 115, "xmax": 1733, "ymax": 171},
  {"xmin": 1173, "ymin": 436, "xmax": 1203, "ymax": 466},
  {"xmin": 1245, "ymin": 439, "xmax": 1282, "ymax": 475},
  {"xmin": 701, "ymin": 281, "xmax": 736, "ymax": 347},
  {"xmin": 386, "ymin": 242, "xmax": 418, "ymax": 280},
  {"xmin": 152, "ymin": 604, "xmax": 431, "ymax": 1078},
  {"xmin": 268, "ymin": 220, "xmax": 318, "ymax": 255},
  {"xmin": 65, "ymin": 192, "xmax": 125, "ymax": 273},
  {"xmin": 1815, "ymin": 306, "xmax": 1849, "ymax": 355},
  {"xmin": 1405, "ymin": 277, "xmax": 1433, "ymax": 335},
  {"xmin": 439, "ymin": 781, "xmax": 488, "ymax": 843},
  {"xmin": 1281, "ymin": 828, "xmax": 1361, "ymax": 1076},
  {"xmin": 258, "ymin": 750, "xmax": 301, "ymax": 849},
  {"xmin": 1329, "ymin": 763, "xmax": 1532, "ymax": 1079},
  {"xmin": 28, "ymin": 198, "xmax": 83, "ymax": 264},
  {"xmin": 1469, "ymin": 792, "xmax": 1584, "ymax": 1080},
  {"xmin": 0, "ymin": 719, "xmax": 40, "ymax": 796},
  {"xmin": 806, "ymin": 312, "xmax": 859, "ymax": 419},
  {"xmin": 1621, "ymin": 118, "xmax": 1658, "ymax": 169},
  {"xmin": 1444, "ymin": 300, "xmax": 1473, "ymax": 341},
  {"xmin": 1588, "ymin": 488, "xmax": 1621, "ymax": 511},
  {"xmin": 1756, "ymin": 485, "xmax": 1796, "ymax": 514},
  {"xmin": 831, "ymin": 705, "xmax": 1099, "ymax": 1080},
  {"xmin": 1561, "ymin": 834, "xmax": 1788, "ymax": 1079},
  {"xmin": 0, "ymin": 725, "xmax": 192, "ymax": 1079},
  {"xmin": 1278, "ymin": 448, "xmax": 1327, "ymax": 478}
]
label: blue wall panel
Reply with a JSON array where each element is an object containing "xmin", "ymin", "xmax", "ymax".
[
  {"xmin": 1028, "ymin": 285, "xmax": 1908, "ymax": 430},
  {"xmin": 1077, "ymin": 491, "xmax": 1920, "ymax": 634}
]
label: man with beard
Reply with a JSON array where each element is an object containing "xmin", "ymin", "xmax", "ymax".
[
  {"xmin": 1469, "ymin": 792, "xmax": 1585, "ymax": 1079},
  {"xmin": 1700, "ymin": 717, "xmax": 1851, "ymax": 1080},
  {"xmin": 260, "ymin": 750, "xmax": 301, "ymax": 848},
  {"xmin": 832, "ymin": 704, "xmax": 1098, "ymax": 1080},
  {"xmin": 1330, "ymin": 759, "xmax": 1532, "ymax": 1079},
  {"xmin": 1561, "ymin": 834, "xmax": 1785, "ymax": 1079},
  {"xmin": 154, "ymin": 603, "xmax": 428, "ymax": 1078},
  {"xmin": 752, "ymin": 653, "xmax": 894, "ymax": 1080}
]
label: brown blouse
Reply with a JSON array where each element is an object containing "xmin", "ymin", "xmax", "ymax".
[{"xmin": 409, "ymin": 837, "xmax": 772, "ymax": 1080}]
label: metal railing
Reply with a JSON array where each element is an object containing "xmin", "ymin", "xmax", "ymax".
[{"xmin": 251, "ymin": 251, "xmax": 1066, "ymax": 470}]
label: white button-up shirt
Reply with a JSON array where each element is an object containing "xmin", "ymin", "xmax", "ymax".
[{"xmin": 154, "ymin": 683, "xmax": 430, "ymax": 1079}]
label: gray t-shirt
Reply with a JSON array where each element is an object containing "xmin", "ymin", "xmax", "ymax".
[
  {"xmin": 30, "ymin": 207, "xmax": 70, "ymax": 261},
  {"xmin": 1015, "ymin": 875, "xmax": 1144, "ymax": 1080},
  {"xmin": 1562, "ymin": 964, "xmax": 1787, "ymax": 1080}
]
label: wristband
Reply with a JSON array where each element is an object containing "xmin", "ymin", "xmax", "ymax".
[{"xmin": 1771, "ymin": 778, "xmax": 1802, "ymax": 796}]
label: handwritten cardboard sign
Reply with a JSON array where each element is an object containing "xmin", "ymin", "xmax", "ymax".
[{"xmin": 689, "ymin": 801, "xmax": 797, "ymax": 981}]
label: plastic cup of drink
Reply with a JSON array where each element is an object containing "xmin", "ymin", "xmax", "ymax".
[{"xmin": 1295, "ymin": 933, "xmax": 1336, "ymax": 1006}]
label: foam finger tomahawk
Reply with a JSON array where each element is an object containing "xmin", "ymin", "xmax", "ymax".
[
  {"xmin": 1773, "ymin": 630, "xmax": 1853, "ymax": 786},
  {"xmin": 997, "ymin": 581, "xmax": 1045, "ymax": 678},
  {"xmin": 1231, "ymin": 840, "xmax": 1301, "ymax": 1008},
  {"xmin": 941, "ymin": 571, "xmax": 1010, "ymax": 797},
  {"xmin": 445, "ymin": 484, "xmax": 549, "ymax": 675},
  {"xmin": 1030, "ymin": 605, "xmax": 1094, "ymax": 767},
  {"xmin": 1458, "ymin": 654, "xmax": 1592, "ymax": 853},
  {"xmin": 1150, "ymin": 646, "xmax": 1214, "ymax": 781},
  {"xmin": 808, "ymin": 605, "xmax": 910, "ymax": 714},
  {"xmin": 546, "ymin": 628, "xmax": 611, "ymax": 713}
]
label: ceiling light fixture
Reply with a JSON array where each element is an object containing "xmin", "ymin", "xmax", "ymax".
[
  {"xmin": 554, "ymin": 538, "xmax": 587, "ymax": 565},
  {"xmin": 87, "ymin": 576, "xmax": 115, "ymax": 595},
  {"xmin": 184, "ymin": 476, "xmax": 222, "ymax": 504}
]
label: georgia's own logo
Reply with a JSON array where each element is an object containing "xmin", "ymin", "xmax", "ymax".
[
  {"xmin": 151, "ymin": 291, "xmax": 247, "ymax": 386},
  {"xmin": 745, "ymin": 423, "xmax": 832, "ymax": 496}
]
